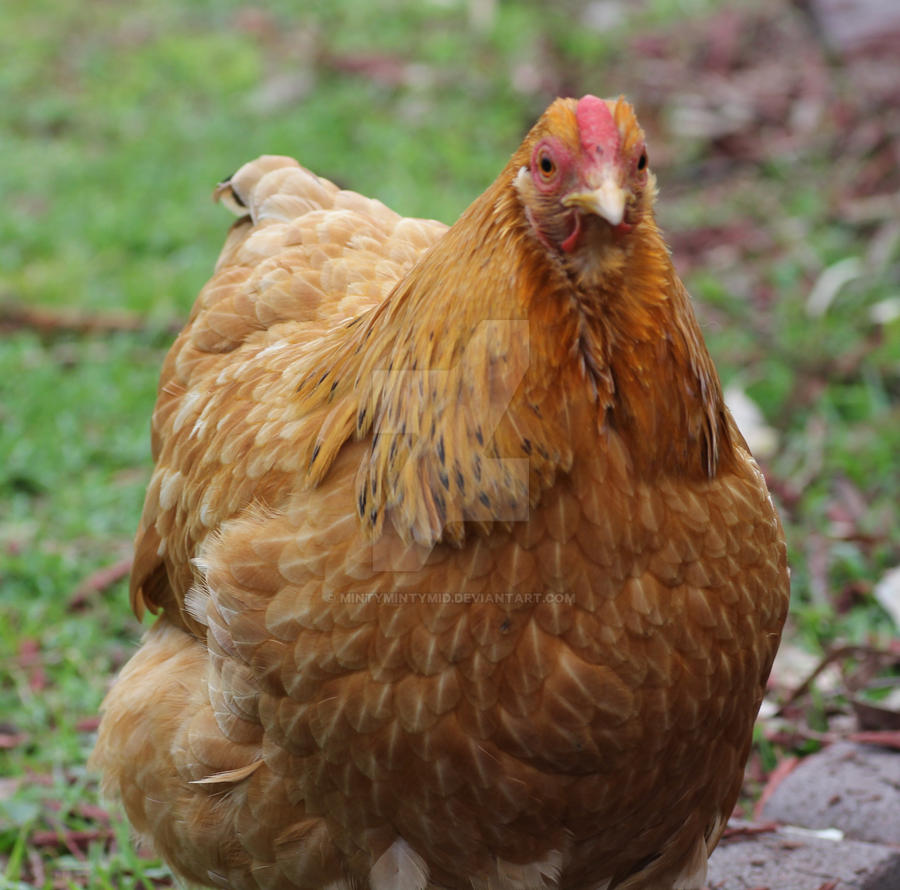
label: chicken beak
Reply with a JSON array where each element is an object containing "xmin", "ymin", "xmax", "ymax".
[{"xmin": 563, "ymin": 175, "xmax": 627, "ymax": 227}]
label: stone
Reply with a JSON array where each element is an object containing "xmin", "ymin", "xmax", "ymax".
[
  {"xmin": 707, "ymin": 821, "xmax": 900, "ymax": 890},
  {"xmin": 760, "ymin": 741, "xmax": 900, "ymax": 846}
]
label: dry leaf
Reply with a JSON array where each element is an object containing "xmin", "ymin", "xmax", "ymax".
[{"xmin": 873, "ymin": 565, "xmax": 900, "ymax": 628}]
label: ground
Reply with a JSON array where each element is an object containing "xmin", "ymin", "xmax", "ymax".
[{"xmin": 0, "ymin": 0, "xmax": 898, "ymax": 886}]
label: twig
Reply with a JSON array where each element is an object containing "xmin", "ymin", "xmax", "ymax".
[
  {"xmin": 30, "ymin": 827, "xmax": 112, "ymax": 858},
  {"xmin": 68, "ymin": 557, "xmax": 133, "ymax": 611},
  {"xmin": 0, "ymin": 302, "xmax": 181, "ymax": 337},
  {"xmin": 721, "ymin": 821, "xmax": 780, "ymax": 840},
  {"xmin": 775, "ymin": 644, "xmax": 890, "ymax": 715},
  {"xmin": 846, "ymin": 730, "xmax": 900, "ymax": 750}
]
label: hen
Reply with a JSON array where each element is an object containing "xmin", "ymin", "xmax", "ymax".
[{"xmin": 92, "ymin": 96, "xmax": 789, "ymax": 890}]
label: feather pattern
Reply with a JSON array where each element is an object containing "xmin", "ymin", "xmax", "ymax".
[{"xmin": 91, "ymin": 97, "xmax": 789, "ymax": 890}]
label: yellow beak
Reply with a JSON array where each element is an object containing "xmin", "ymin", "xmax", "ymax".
[{"xmin": 562, "ymin": 177, "xmax": 627, "ymax": 227}]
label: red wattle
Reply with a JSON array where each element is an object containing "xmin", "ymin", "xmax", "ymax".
[{"xmin": 561, "ymin": 214, "xmax": 582, "ymax": 253}]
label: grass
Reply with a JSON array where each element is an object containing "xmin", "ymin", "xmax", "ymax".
[{"xmin": 1, "ymin": 0, "xmax": 898, "ymax": 886}]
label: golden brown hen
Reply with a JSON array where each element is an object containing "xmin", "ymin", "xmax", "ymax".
[{"xmin": 92, "ymin": 96, "xmax": 789, "ymax": 890}]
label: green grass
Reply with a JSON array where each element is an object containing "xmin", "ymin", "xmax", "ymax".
[{"xmin": 1, "ymin": 0, "xmax": 898, "ymax": 885}]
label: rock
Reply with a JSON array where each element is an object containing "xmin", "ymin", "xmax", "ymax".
[
  {"xmin": 760, "ymin": 741, "xmax": 900, "ymax": 846},
  {"xmin": 707, "ymin": 821, "xmax": 900, "ymax": 890}
]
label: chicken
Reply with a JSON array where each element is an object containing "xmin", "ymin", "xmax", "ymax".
[{"xmin": 91, "ymin": 95, "xmax": 789, "ymax": 890}]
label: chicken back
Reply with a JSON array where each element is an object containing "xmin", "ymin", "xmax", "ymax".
[{"xmin": 92, "ymin": 96, "xmax": 789, "ymax": 890}]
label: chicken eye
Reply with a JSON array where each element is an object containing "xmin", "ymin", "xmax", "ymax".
[
  {"xmin": 636, "ymin": 151, "xmax": 648, "ymax": 172},
  {"xmin": 530, "ymin": 141, "xmax": 565, "ymax": 191}
]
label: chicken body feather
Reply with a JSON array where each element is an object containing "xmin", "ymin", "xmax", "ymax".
[{"xmin": 92, "ymin": 97, "xmax": 789, "ymax": 890}]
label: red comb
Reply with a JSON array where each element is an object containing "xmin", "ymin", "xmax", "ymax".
[{"xmin": 576, "ymin": 95, "xmax": 620, "ymax": 158}]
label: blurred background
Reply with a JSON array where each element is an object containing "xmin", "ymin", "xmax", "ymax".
[{"xmin": 1, "ymin": 0, "xmax": 898, "ymax": 885}]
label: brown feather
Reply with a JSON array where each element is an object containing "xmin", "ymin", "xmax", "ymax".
[{"xmin": 92, "ymin": 97, "xmax": 788, "ymax": 890}]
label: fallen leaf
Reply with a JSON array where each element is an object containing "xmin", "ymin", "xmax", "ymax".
[
  {"xmin": 873, "ymin": 565, "xmax": 900, "ymax": 628},
  {"xmin": 724, "ymin": 385, "xmax": 778, "ymax": 459},
  {"xmin": 781, "ymin": 825, "xmax": 844, "ymax": 841},
  {"xmin": 869, "ymin": 297, "xmax": 900, "ymax": 324},
  {"xmin": 806, "ymin": 256, "xmax": 863, "ymax": 317}
]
